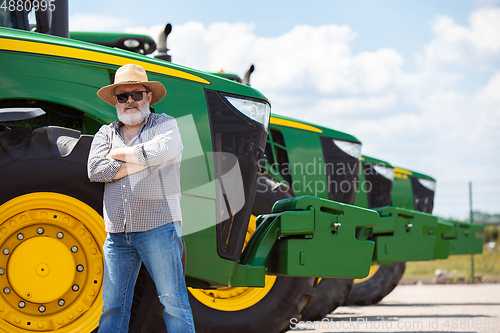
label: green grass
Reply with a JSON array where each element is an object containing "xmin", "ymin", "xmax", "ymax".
[{"xmin": 403, "ymin": 246, "xmax": 500, "ymax": 282}]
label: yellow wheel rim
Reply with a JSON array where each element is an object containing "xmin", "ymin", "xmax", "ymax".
[
  {"xmin": 189, "ymin": 215, "xmax": 277, "ymax": 311},
  {"xmin": 354, "ymin": 265, "xmax": 380, "ymax": 284},
  {"xmin": 0, "ymin": 193, "xmax": 106, "ymax": 332}
]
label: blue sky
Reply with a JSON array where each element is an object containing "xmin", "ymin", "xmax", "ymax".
[
  {"xmin": 68, "ymin": 0, "xmax": 500, "ymax": 219},
  {"xmin": 69, "ymin": 0, "xmax": 474, "ymax": 61}
]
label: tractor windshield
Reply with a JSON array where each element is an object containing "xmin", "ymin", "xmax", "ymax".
[
  {"xmin": 0, "ymin": 7, "xmax": 34, "ymax": 30},
  {"xmin": 0, "ymin": 10, "xmax": 17, "ymax": 28}
]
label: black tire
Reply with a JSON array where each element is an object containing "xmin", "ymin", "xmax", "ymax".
[
  {"xmin": 129, "ymin": 265, "xmax": 168, "ymax": 333},
  {"xmin": 0, "ymin": 126, "xmax": 161, "ymax": 333},
  {"xmin": 301, "ymin": 278, "xmax": 354, "ymax": 321},
  {"xmin": 343, "ymin": 262, "xmax": 406, "ymax": 306},
  {"xmin": 0, "ymin": 126, "xmax": 104, "ymax": 213},
  {"xmin": 188, "ymin": 173, "xmax": 316, "ymax": 333},
  {"xmin": 0, "ymin": 127, "xmax": 105, "ymax": 332},
  {"xmin": 190, "ymin": 276, "xmax": 316, "ymax": 333}
]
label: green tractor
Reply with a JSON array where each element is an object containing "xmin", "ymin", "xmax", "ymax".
[
  {"xmin": 68, "ymin": 23, "xmax": 379, "ymax": 332},
  {"xmin": 250, "ymin": 114, "xmax": 484, "ymax": 319},
  {"xmin": 209, "ymin": 61, "xmax": 485, "ymax": 318},
  {"xmin": 68, "ymin": 21, "xmax": 378, "ymax": 331},
  {"xmin": 200, "ymin": 56, "xmax": 484, "ymax": 322},
  {"xmin": 254, "ymin": 117, "xmax": 441, "ymax": 320},
  {"xmin": 0, "ymin": 2, "xmax": 386, "ymax": 332}
]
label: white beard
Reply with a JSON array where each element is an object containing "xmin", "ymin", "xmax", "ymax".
[{"xmin": 116, "ymin": 102, "xmax": 151, "ymax": 126}]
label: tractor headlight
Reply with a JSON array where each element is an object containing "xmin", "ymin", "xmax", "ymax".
[
  {"xmin": 373, "ymin": 165, "xmax": 395, "ymax": 181},
  {"xmin": 333, "ymin": 140, "xmax": 362, "ymax": 160},
  {"xmin": 223, "ymin": 95, "xmax": 271, "ymax": 131},
  {"xmin": 418, "ymin": 178, "xmax": 436, "ymax": 192}
]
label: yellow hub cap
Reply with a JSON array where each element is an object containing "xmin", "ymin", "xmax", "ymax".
[
  {"xmin": 8, "ymin": 237, "xmax": 76, "ymax": 303},
  {"xmin": 0, "ymin": 193, "xmax": 106, "ymax": 332},
  {"xmin": 189, "ymin": 215, "xmax": 277, "ymax": 311},
  {"xmin": 354, "ymin": 265, "xmax": 380, "ymax": 284}
]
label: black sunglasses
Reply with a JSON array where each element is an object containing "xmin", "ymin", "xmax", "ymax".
[{"xmin": 115, "ymin": 91, "xmax": 148, "ymax": 103}]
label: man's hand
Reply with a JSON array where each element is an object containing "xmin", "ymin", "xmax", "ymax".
[
  {"xmin": 107, "ymin": 147, "xmax": 147, "ymax": 180},
  {"xmin": 107, "ymin": 147, "xmax": 140, "ymax": 165},
  {"xmin": 112, "ymin": 162, "xmax": 147, "ymax": 180}
]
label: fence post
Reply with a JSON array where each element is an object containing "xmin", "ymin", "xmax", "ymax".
[{"xmin": 469, "ymin": 181, "xmax": 475, "ymax": 284}]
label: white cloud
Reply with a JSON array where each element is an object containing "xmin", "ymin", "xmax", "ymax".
[
  {"xmin": 163, "ymin": 21, "xmax": 258, "ymax": 73},
  {"xmin": 284, "ymin": 94, "xmax": 399, "ymax": 121},
  {"xmin": 418, "ymin": 8, "xmax": 500, "ymax": 70},
  {"xmin": 124, "ymin": 24, "xmax": 165, "ymax": 43},
  {"xmin": 166, "ymin": 22, "xmax": 404, "ymax": 97},
  {"xmin": 120, "ymin": 6, "xmax": 500, "ymax": 218},
  {"xmin": 69, "ymin": 14, "xmax": 131, "ymax": 32},
  {"xmin": 478, "ymin": 71, "xmax": 500, "ymax": 105}
]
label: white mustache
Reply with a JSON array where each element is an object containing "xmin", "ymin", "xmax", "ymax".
[{"xmin": 124, "ymin": 103, "xmax": 140, "ymax": 110}]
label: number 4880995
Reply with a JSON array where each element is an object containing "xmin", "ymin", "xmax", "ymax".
[{"xmin": 1, "ymin": 0, "xmax": 56, "ymax": 12}]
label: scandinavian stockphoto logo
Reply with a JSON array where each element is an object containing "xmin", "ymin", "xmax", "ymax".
[
  {"xmin": 256, "ymin": 158, "xmax": 390, "ymax": 197},
  {"xmin": 125, "ymin": 114, "xmax": 391, "ymax": 236},
  {"xmin": 125, "ymin": 114, "xmax": 246, "ymax": 236}
]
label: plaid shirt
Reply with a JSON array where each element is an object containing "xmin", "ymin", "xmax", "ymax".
[{"xmin": 87, "ymin": 112, "xmax": 183, "ymax": 233}]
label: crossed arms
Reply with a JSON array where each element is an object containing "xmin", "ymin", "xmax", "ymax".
[
  {"xmin": 106, "ymin": 147, "xmax": 146, "ymax": 180},
  {"xmin": 87, "ymin": 120, "xmax": 182, "ymax": 183}
]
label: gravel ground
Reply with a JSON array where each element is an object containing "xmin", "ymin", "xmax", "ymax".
[{"xmin": 290, "ymin": 284, "xmax": 500, "ymax": 333}]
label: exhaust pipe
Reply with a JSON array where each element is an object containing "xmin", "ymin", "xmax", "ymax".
[
  {"xmin": 155, "ymin": 24, "xmax": 172, "ymax": 62},
  {"xmin": 242, "ymin": 64, "xmax": 255, "ymax": 86}
]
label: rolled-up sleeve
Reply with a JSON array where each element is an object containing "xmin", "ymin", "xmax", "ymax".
[
  {"xmin": 87, "ymin": 126, "xmax": 123, "ymax": 182},
  {"xmin": 133, "ymin": 117, "xmax": 183, "ymax": 167}
]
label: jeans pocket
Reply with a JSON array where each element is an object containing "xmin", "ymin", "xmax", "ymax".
[{"xmin": 173, "ymin": 221, "xmax": 182, "ymax": 238}]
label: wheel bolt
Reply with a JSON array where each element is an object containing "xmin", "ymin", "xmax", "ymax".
[
  {"xmin": 76, "ymin": 265, "xmax": 84, "ymax": 272},
  {"xmin": 17, "ymin": 233, "xmax": 24, "ymax": 240},
  {"xmin": 37, "ymin": 228, "xmax": 44, "ymax": 234},
  {"xmin": 71, "ymin": 246, "xmax": 78, "ymax": 253},
  {"xmin": 3, "ymin": 249, "xmax": 9, "ymax": 255},
  {"xmin": 38, "ymin": 305, "xmax": 46, "ymax": 313},
  {"xmin": 3, "ymin": 287, "xmax": 10, "ymax": 294},
  {"xmin": 0, "ymin": 268, "xmax": 4, "ymax": 275},
  {"xmin": 58, "ymin": 299, "xmax": 65, "ymax": 306},
  {"xmin": 18, "ymin": 301, "xmax": 26, "ymax": 308},
  {"xmin": 72, "ymin": 284, "xmax": 79, "ymax": 292},
  {"xmin": 57, "ymin": 232, "xmax": 64, "ymax": 239}
]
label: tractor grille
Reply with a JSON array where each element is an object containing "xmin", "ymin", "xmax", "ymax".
[
  {"xmin": 410, "ymin": 178, "xmax": 435, "ymax": 213},
  {"xmin": 206, "ymin": 90, "xmax": 268, "ymax": 262},
  {"xmin": 363, "ymin": 162, "xmax": 393, "ymax": 208},
  {"xmin": 320, "ymin": 137, "xmax": 360, "ymax": 205}
]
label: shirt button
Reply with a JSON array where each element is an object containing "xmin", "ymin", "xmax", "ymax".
[
  {"xmin": 122, "ymin": 185, "xmax": 126, "ymax": 188},
  {"xmin": 124, "ymin": 199, "xmax": 127, "ymax": 203}
]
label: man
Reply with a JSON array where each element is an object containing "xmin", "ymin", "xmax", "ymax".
[{"xmin": 87, "ymin": 63, "xmax": 195, "ymax": 333}]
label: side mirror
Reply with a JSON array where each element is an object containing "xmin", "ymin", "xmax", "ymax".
[{"xmin": 0, "ymin": 108, "xmax": 46, "ymax": 122}]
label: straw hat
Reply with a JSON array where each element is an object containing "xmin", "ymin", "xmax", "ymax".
[{"xmin": 97, "ymin": 64, "xmax": 166, "ymax": 106}]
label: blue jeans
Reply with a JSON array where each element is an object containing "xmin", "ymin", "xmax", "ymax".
[{"xmin": 98, "ymin": 223, "xmax": 195, "ymax": 333}]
